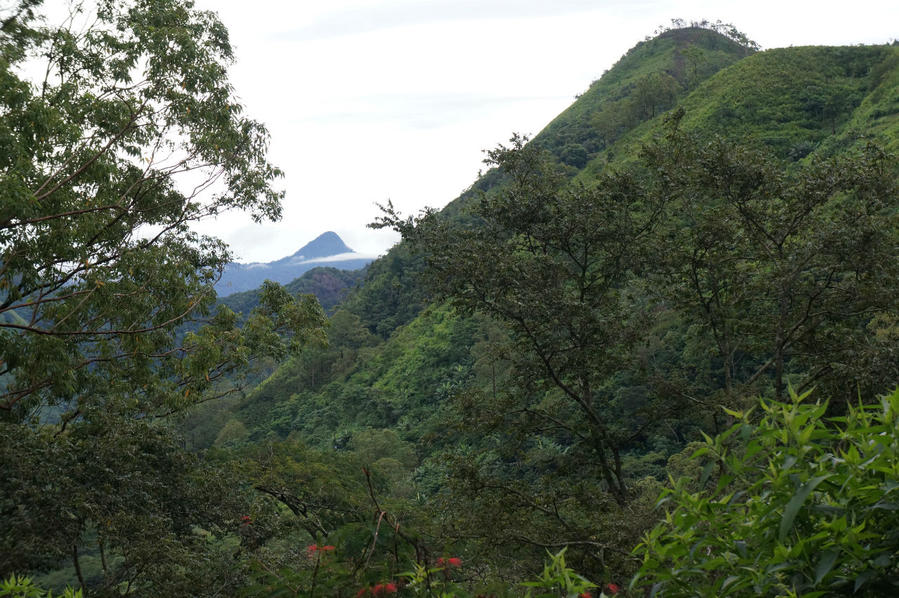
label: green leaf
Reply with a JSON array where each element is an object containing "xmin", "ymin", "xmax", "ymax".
[
  {"xmin": 854, "ymin": 570, "xmax": 875, "ymax": 592},
  {"xmin": 872, "ymin": 552, "xmax": 891, "ymax": 567},
  {"xmin": 779, "ymin": 475, "xmax": 830, "ymax": 542},
  {"xmin": 700, "ymin": 461, "xmax": 716, "ymax": 486},
  {"xmin": 814, "ymin": 549, "xmax": 838, "ymax": 585}
]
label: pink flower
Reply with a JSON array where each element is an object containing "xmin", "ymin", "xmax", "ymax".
[{"xmin": 605, "ymin": 583, "xmax": 620, "ymax": 595}]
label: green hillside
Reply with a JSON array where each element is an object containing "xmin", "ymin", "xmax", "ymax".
[
  {"xmin": 534, "ymin": 26, "xmax": 756, "ymax": 163},
  {"xmin": 220, "ymin": 266, "xmax": 366, "ymax": 316},
  {"xmin": 609, "ymin": 44, "xmax": 897, "ymax": 165}
]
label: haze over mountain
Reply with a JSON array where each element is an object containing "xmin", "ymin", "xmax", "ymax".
[{"xmin": 216, "ymin": 231, "xmax": 374, "ymax": 295}]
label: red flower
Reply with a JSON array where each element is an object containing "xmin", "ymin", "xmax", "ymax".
[
  {"xmin": 579, "ymin": 593, "xmax": 592, "ymax": 598},
  {"xmin": 605, "ymin": 583, "xmax": 620, "ymax": 595},
  {"xmin": 367, "ymin": 582, "xmax": 397, "ymax": 595},
  {"xmin": 356, "ymin": 588, "xmax": 368, "ymax": 598},
  {"xmin": 307, "ymin": 543, "xmax": 335, "ymax": 557},
  {"xmin": 447, "ymin": 557, "xmax": 462, "ymax": 568},
  {"xmin": 240, "ymin": 515, "xmax": 252, "ymax": 525}
]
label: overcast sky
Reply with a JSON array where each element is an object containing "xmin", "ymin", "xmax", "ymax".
[{"xmin": 187, "ymin": 0, "xmax": 897, "ymax": 263}]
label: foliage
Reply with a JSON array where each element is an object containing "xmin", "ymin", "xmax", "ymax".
[
  {"xmin": 0, "ymin": 575, "xmax": 80, "ymax": 598},
  {"xmin": 672, "ymin": 45, "xmax": 895, "ymax": 158},
  {"xmin": 221, "ymin": 267, "xmax": 366, "ymax": 317},
  {"xmin": 644, "ymin": 111, "xmax": 899, "ymax": 404},
  {"xmin": 634, "ymin": 387, "xmax": 899, "ymax": 596},
  {"xmin": 521, "ymin": 549, "xmax": 602, "ymax": 598},
  {"xmin": 0, "ymin": 0, "xmax": 289, "ymax": 420},
  {"xmin": 224, "ymin": 34, "xmax": 898, "ymax": 592},
  {"xmin": 0, "ymin": 1, "xmax": 327, "ymax": 594},
  {"xmin": 374, "ymin": 135, "xmax": 668, "ymax": 503},
  {"xmin": 533, "ymin": 25, "xmax": 753, "ymax": 169},
  {"xmin": 342, "ymin": 242, "xmax": 429, "ymax": 338},
  {"xmin": 1, "ymin": 416, "xmax": 253, "ymax": 594},
  {"xmin": 4, "ymin": 11, "xmax": 899, "ymax": 595},
  {"xmin": 229, "ymin": 303, "xmax": 475, "ymax": 449}
]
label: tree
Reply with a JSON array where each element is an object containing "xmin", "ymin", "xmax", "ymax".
[
  {"xmin": 629, "ymin": 72, "xmax": 680, "ymax": 121},
  {"xmin": 0, "ymin": 1, "xmax": 326, "ymax": 593},
  {"xmin": 644, "ymin": 111, "xmax": 899, "ymax": 403},
  {"xmin": 1, "ymin": 415, "xmax": 252, "ymax": 595},
  {"xmin": 0, "ymin": 0, "xmax": 292, "ymax": 421},
  {"xmin": 374, "ymin": 134, "xmax": 666, "ymax": 504}
]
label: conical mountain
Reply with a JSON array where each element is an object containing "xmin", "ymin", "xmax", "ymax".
[
  {"xmin": 276, "ymin": 231, "xmax": 353, "ymax": 263},
  {"xmin": 217, "ymin": 231, "xmax": 373, "ymax": 296}
]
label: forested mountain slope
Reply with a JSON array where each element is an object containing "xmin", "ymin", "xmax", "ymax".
[
  {"xmin": 220, "ymin": 266, "xmax": 366, "ymax": 316},
  {"xmin": 220, "ymin": 31, "xmax": 899, "ymax": 449}
]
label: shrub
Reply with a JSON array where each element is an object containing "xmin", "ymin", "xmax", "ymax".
[{"xmin": 633, "ymin": 387, "xmax": 899, "ymax": 596}]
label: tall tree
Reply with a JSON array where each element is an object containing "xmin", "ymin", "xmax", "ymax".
[
  {"xmin": 375, "ymin": 135, "xmax": 666, "ymax": 504},
  {"xmin": 0, "ymin": 1, "xmax": 326, "ymax": 593},
  {"xmin": 0, "ymin": 0, "xmax": 293, "ymax": 420}
]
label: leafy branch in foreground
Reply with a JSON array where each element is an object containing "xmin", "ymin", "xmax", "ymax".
[
  {"xmin": 0, "ymin": 1, "xmax": 327, "ymax": 594},
  {"xmin": 634, "ymin": 386, "xmax": 899, "ymax": 596}
]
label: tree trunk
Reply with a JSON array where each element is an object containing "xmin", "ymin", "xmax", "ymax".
[{"xmin": 73, "ymin": 544, "xmax": 87, "ymax": 595}]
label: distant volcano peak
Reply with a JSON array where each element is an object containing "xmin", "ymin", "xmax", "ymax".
[
  {"xmin": 288, "ymin": 231, "xmax": 353, "ymax": 261},
  {"xmin": 217, "ymin": 231, "xmax": 372, "ymax": 296}
]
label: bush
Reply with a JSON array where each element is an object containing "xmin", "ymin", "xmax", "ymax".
[
  {"xmin": 0, "ymin": 575, "xmax": 80, "ymax": 598},
  {"xmin": 633, "ymin": 387, "xmax": 899, "ymax": 596}
]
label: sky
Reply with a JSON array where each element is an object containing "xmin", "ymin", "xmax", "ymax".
[{"xmin": 185, "ymin": 0, "xmax": 897, "ymax": 263}]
